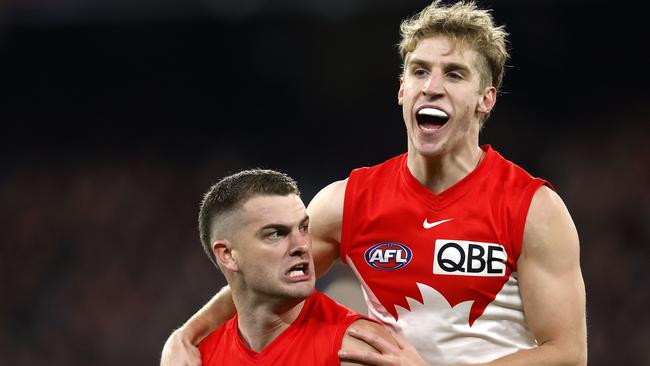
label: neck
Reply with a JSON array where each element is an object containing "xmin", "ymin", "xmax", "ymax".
[
  {"xmin": 233, "ymin": 292, "xmax": 306, "ymax": 352},
  {"xmin": 407, "ymin": 144, "xmax": 485, "ymax": 194}
]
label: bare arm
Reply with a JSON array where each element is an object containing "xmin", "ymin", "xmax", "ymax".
[
  {"xmin": 474, "ymin": 186, "xmax": 587, "ymax": 366},
  {"xmin": 307, "ymin": 179, "xmax": 347, "ymax": 278},
  {"xmin": 160, "ymin": 285, "xmax": 236, "ymax": 365}
]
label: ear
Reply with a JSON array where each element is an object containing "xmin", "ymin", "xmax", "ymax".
[
  {"xmin": 476, "ymin": 86, "xmax": 497, "ymax": 114},
  {"xmin": 213, "ymin": 239, "xmax": 239, "ymax": 272},
  {"xmin": 397, "ymin": 76, "xmax": 405, "ymax": 106}
]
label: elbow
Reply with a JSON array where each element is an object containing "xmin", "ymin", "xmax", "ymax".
[
  {"xmin": 539, "ymin": 339, "xmax": 587, "ymax": 366},
  {"xmin": 575, "ymin": 347, "xmax": 588, "ymax": 366},
  {"xmin": 572, "ymin": 336, "xmax": 588, "ymax": 366},
  {"xmin": 563, "ymin": 341, "xmax": 588, "ymax": 366}
]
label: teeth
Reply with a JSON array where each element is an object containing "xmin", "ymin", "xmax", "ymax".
[
  {"xmin": 418, "ymin": 108, "xmax": 448, "ymax": 118},
  {"xmin": 288, "ymin": 270, "xmax": 305, "ymax": 278}
]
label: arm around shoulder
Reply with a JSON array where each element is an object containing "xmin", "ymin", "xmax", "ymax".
[
  {"xmin": 339, "ymin": 319, "xmax": 431, "ymax": 366},
  {"xmin": 160, "ymin": 285, "xmax": 236, "ymax": 365},
  {"xmin": 307, "ymin": 179, "xmax": 347, "ymax": 278},
  {"xmin": 161, "ymin": 328, "xmax": 202, "ymax": 366},
  {"xmin": 340, "ymin": 319, "xmax": 397, "ymax": 366}
]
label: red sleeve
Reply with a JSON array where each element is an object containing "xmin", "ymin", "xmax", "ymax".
[{"xmin": 331, "ymin": 311, "xmax": 378, "ymax": 356}]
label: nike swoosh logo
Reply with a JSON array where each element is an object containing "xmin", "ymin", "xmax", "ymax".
[{"xmin": 423, "ymin": 218, "xmax": 453, "ymax": 229}]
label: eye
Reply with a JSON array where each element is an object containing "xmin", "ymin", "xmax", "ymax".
[
  {"xmin": 300, "ymin": 222, "xmax": 309, "ymax": 233},
  {"xmin": 447, "ymin": 71, "xmax": 464, "ymax": 80},
  {"xmin": 268, "ymin": 230, "xmax": 286, "ymax": 240},
  {"xmin": 413, "ymin": 68, "xmax": 429, "ymax": 78}
]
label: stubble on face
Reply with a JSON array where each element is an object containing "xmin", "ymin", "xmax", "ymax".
[{"xmin": 230, "ymin": 195, "xmax": 315, "ymax": 303}]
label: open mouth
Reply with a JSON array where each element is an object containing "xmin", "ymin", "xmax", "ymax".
[
  {"xmin": 287, "ymin": 263, "xmax": 309, "ymax": 278},
  {"xmin": 416, "ymin": 107, "xmax": 449, "ymax": 130}
]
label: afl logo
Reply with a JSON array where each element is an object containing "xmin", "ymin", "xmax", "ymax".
[{"xmin": 364, "ymin": 242, "xmax": 413, "ymax": 270}]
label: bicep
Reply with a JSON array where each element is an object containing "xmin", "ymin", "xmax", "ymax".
[
  {"xmin": 518, "ymin": 186, "xmax": 586, "ymax": 352},
  {"xmin": 307, "ymin": 179, "xmax": 347, "ymax": 278},
  {"xmin": 185, "ymin": 285, "xmax": 236, "ymax": 345}
]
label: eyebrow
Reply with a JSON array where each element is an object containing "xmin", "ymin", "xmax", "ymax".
[{"xmin": 258, "ymin": 215, "xmax": 310, "ymax": 233}]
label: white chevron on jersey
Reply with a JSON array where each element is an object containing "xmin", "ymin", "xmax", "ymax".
[{"xmin": 347, "ymin": 256, "xmax": 536, "ymax": 365}]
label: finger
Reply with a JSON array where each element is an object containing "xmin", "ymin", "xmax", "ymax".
[
  {"xmin": 339, "ymin": 349, "xmax": 394, "ymax": 366},
  {"xmin": 347, "ymin": 327, "xmax": 399, "ymax": 354},
  {"xmin": 385, "ymin": 327, "xmax": 411, "ymax": 349}
]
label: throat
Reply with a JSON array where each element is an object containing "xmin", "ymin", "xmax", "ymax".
[
  {"xmin": 407, "ymin": 147, "xmax": 485, "ymax": 194},
  {"xmin": 235, "ymin": 298, "xmax": 306, "ymax": 352}
]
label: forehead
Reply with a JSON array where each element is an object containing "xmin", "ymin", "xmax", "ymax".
[
  {"xmin": 407, "ymin": 35, "xmax": 479, "ymax": 68},
  {"xmin": 240, "ymin": 194, "xmax": 306, "ymax": 227}
]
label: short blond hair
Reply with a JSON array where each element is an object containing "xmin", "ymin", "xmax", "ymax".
[{"xmin": 399, "ymin": 1, "xmax": 509, "ymax": 92}]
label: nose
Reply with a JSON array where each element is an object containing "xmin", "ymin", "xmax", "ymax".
[
  {"xmin": 422, "ymin": 72, "xmax": 444, "ymax": 97},
  {"xmin": 289, "ymin": 231, "xmax": 311, "ymax": 257}
]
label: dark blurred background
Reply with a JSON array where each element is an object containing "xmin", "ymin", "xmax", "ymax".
[{"xmin": 1, "ymin": 0, "xmax": 649, "ymax": 364}]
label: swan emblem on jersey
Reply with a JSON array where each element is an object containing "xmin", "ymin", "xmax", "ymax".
[{"xmin": 364, "ymin": 242, "xmax": 413, "ymax": 270}]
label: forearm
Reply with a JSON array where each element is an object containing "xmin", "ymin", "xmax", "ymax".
[
  {"xmin": 179, "ymin": 285, "xmax": 236, "ymax": 345},
  {"xmin": 470, "ymin": 340, "xmax": 587, "ymax": 366},
  {"xmin": 161, "ymin": 329, "xmax": 201, "ymax": 366}
]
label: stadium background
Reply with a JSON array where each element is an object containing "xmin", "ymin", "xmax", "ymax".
[{"xmin": 1, "ymin": 0, "xmax": 648, "ymax": 364}]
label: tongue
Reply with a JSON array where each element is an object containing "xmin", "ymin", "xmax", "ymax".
[{"xmin": 420, "ymin": 116, "xmax": 444, "ymax": 130}]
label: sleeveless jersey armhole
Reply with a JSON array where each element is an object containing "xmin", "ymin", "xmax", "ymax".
[
  {"xmin": 511, "ymin": 178, "xmax": 555, "ymax": 263},
  {"xmin": 340, "ymin": 170, "xmax": 360, "ymax": 265}
]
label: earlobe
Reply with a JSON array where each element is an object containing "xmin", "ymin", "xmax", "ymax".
[
  {"xmin": 397, "ymin": 77, "xmax": 404, "ymax": 106},
  {"xmin": 214, "ymin": 239, "xmax": 239, "ymax": 272}
]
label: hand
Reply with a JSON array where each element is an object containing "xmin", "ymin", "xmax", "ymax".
[
  {"xmin": 160, "ymin": 328, "xmax": 201, "ymax": 366},
  {"xmin": 339, "ymin": 327, "xmax": 429, "ymax": 366}
]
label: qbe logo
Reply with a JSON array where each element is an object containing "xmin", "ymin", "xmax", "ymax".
[
  {"xmin": 433, "ymin": 240, "xmax": 507, "ymax": 276},
  {"xmin": 364, "ymin": 242, "xmax": 413, "ymax": 270}
]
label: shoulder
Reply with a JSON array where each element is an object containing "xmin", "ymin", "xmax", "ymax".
[
  {"xmin": 489, "ymin": 149, "xmax": 546, "ymax": 190},
  {"xmin": 521, "ymin": 185, "xmax": 579, "ymax": 264},
  {"xmin": 310, "ymin": 179, "xmax": 348, "ymax": 206},
  {"xmin": 342, "ymin": 318, "xmax": 397, "ymax": 352},
  {"xmin": 307, "ymin": 179, "xmax": 347, "ymax": 232},
  {"xmin": 349, "ymin": 154, "xmax": 406, "ymax": 183},
  {"xmin": 340, "ymin": 319, "xmax": 395, "ymax": 365},
  {"xmin": 198, "ymin": 319, "xmax": 233, "ymax": 356},
  {"xmin": 526, "ymin": 186, "xmax": 575, "ymax": 240},
  {"xmin": 346, "ymin": 318, "xmax": 390, "ymax": 337}
]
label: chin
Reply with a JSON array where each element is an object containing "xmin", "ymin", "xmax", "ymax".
[
  {"xmin": 413, "ymin": 141, "xmax": 447, "ymax": 157},
  {"xmin": 285, "ymin": 286, "xmax": 314, "ymax": 301},
  {"xmin": 286, "ymin": 280, "xmax": 316, "ymax": 298}
]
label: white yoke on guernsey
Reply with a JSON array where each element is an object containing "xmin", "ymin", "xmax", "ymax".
[{"xmin": 340, "ymin": 145, "xmax": 550, "ymax": 365}]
